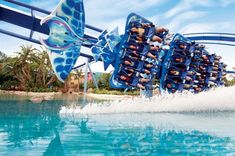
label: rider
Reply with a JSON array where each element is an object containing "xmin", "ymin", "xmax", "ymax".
[
  {"xmin": 124, "ymin": 66, "xmax": 151, "ymax": 75},
  {"xmin": 187, "ymin": 71, "xmax": 196, "ymax": 76},
  {"xmin": 126, "ymin": 49, "xmax": 140, "ymax": 58},
  {"xmin": 124, "ymin": 59, "xmax": 137, "ymax": 67},
  {"xmin": 211, "ymin": 70, "xmax": 218, "ymax": 74},
  {"xmin": 128, "ymin": 42, "xmax": 145, "ymax": 52},
  {"xmin": 166, "ymin": 83, "xmax": 178, "ymax": 93},
  {"xmin": 194, "ymin": 50, "xmax": 202, "ymax": 55},
  {"xmin": 202, "ymin": 55, "xmax": 210, "ymax": 63},
  {"xmin": 128, "ymin": 45, "xmax": 157, "ymax": 60},
  {"xmin": 183, "ymin": 84, "xmax": 192, "ymax": 89},
  {"xmin": 169, "ymin": 70, "xmax": 180, "ymax": 76},
  {"xmin": 130, "ymin": 27, "xmax": 163, "ymax": 43},
  {"xmin": 120, "ymin": 75, "xmax": 149, "ymax": 83},
  {"xmin": 185, "ymin": 76, "xmax": 193, "ymax": 82},
  {"xmin": 150, "ymin": 45, "xmax": 160, "ymax": 51},
  {"xmin": 144, "ymin": 62, "xmax": 154, "ymax": 68},
  {"xmin": 120, "ymin": 75, "xmax": 150, "ymax": 90},
  {"xmin": 210, "ymin": 77, "xmax": 217, "ymax": 81},
  {"xmin": 173, "ymin": 43, "xmax": 191, "ymax": 56},
  {"xmin": 120, "ymin": 69, "xmax": 134, "ymax": 77},
  {"xmin": 212, "ymin": 66, "xmax": 219, "ymax": 71},
  {"xmin": 174, "ymin": 57, "xmax": 184, "ymax": 63},
  {"xmin": 214, "ymin": 60, "xmax": 220, "ymax": 64},
  {"xmin": 155, "ymin": 27, "xmax": 169, "ymax": 34},
  {"xmin": 199, "ymin": 66, "xmax": 207, "ymax": 72},
  {"xmin": 194, "ymin": 86, "xmax": 202, "ymax": 92},
  {"xmin": 215, "ymin": 56, "xmax": 222, "ymax": 60}
]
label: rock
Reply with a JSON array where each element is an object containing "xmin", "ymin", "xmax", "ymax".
[
  {"xmin": 30, "ymin": 96, "xmax": 43, "ymax": 103},
  {"xmin": 43, "ymin": 95, "xmax": 54, "ymax": 101},
  {"xmin": 87, "ymin": 88, "xmax": 94, "ymax": 93}
]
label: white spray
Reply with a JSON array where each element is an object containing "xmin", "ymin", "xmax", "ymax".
[{"xmin": 60, "ymin": 86, "xmax": 235, "ymax": 115}]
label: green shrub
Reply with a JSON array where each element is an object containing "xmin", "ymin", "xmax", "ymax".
[
  {"xmin": 225, "ymin": 77, "xmax": 235, "ymax": 86},
  {"xmin": 0, "ymin": 80, "xmax": 19, "ymax": 90},
  {"xmin": 25, "ymin": 87, "xmax": 57, "ymax": 92},
  {"xmin": 93, "ymin": 88, "xmax": 140, "ymax": 95}
]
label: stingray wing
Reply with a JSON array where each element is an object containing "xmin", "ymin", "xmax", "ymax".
[
  {"xmin": 40, "ymin": 0, "xmax": 85, "ymax": 82},
  {"xmin": 51, "ymin": 0, "xmax": 85, "ymax": 37}
]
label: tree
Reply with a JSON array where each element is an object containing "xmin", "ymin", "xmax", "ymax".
[
  {"xmin": 0, "ymin": 45, "xmax": 66, "ymax": 91},
  {"xmin": 11, "ymin": 45, "xmax": 36, "ymax": 90},
  {"xmin": 0, "ymin": 51, "xmax": 7, "ymax": 63},
  {"xmin": 34, "ymin": 47, "xmax": 53, "ymax": 88},
  {"xmin": 75, "ymin": 69, "xmax": 82, "ymax": 92},
  {"xmin": 97, "ymin": 73, "xmax": 111, "ymax": 89}
]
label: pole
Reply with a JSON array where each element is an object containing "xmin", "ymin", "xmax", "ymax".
[
  {"xmin": 88, "ymin": 64, "xmax": 99, "ymax": 89},
  {"xmin": 140, "ymin": 81, "xmax": 153, "ymax": 98},
  {"xmin": 140, "ymin": 89, "xmax": 153, "ymax": 98},
  {"xmin": 83, "ymin": 58, "xmax": 89, "ymax": 93}
]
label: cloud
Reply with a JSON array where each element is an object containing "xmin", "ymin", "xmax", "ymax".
[
  {"xmin": 84, "ymin": 0, "xmax": 169, "ymax": 31},
  {"xmin": 164, "ymin": 0, "xmax": 214, "ymax": 19},
  {"xmin": 220, "ymin": 0, "xmax": 235, "ymax": 7},
  {"xmin": 179, "ymin": 21, "xmax": 235, "ymax": 33},
  {"xmin": 165, "ymin": 11, "xmax": 207, "ymax": 32},
  {"xmin": 29, "ymin": 0, "xmax": 59, "ymax": 11}
]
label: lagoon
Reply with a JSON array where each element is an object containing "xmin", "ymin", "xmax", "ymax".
[{"xmin": 0, "ymin": 92, "xmax": 235, "ymax": 155}]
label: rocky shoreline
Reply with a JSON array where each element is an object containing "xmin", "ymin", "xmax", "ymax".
[{"xmin": 0, "ymin": 90, "xmax": 134, "ymax": 103}]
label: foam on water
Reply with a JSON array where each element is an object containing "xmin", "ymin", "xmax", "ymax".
[{"xmin": 60, "ymin": 86, "xmax": 235, "ymax": 115}]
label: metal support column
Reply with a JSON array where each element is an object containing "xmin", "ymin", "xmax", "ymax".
[
  {"xmin": 140, "ymin": 81, "xmax": 153, "ymax": 98},
  {"xmin": 88, "ymin": 64, "xmax": 99, "ymax": 89},
  {"xmin": 140, "ymin": 89, "xmax": 153, "ymax": 98},
  {"xmin": 83, "ymin": 58, "xmax": 89, "ymax": 93}
]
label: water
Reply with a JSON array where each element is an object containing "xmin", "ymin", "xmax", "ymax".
[{"xmin": 0, "ymin": 87, "xmax": 235, "ymax": 155}]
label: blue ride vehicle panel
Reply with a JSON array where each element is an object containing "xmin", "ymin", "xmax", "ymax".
[
  {"xmin": 160, "ymin": 34, "xmax": 227, "ymax": 94},
  {"xmin": 160, "ymin": 34, "xmax": 195, "ymax": 93},
  {"xmin": 109, "ymin": 13, "xmax": 169, "ymax": 90},
  {"xmin": 91, "ymin": 28, "xmax": 121, "ymax": 70}
]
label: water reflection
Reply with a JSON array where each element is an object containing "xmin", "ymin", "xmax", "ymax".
[
  {"xmin": 60, "ymin": 113, "xmax": 235, "ymax": 155},
  {"xmin": 0, "ymin": 97, "xmax": 235, "ymax": 155}
]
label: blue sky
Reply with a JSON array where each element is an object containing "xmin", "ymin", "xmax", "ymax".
[{"xmin": 0, "ymin": 0, "xmax": 235, "ymax": 72}]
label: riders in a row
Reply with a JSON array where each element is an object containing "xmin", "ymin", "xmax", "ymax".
[
  {"xmin": 164, "ymin": 41, "xmax": 227, "ymax": 93},
  {"xmin": 117, "ymin": 21, "xmax": 168, "ymax": 89}
]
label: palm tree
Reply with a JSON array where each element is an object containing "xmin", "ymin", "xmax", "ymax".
[
  {"xmin": 33, "ymin": 47, "xmax": 50, "ymax": 88},
  {"xmin": 1, "ymin": 45, "xmax": 65, "ymax": 91},
  {"xmin": 0, "ymin": 51, "xmax": 6, "ymax": 70},
  {"xmin": 0, "ymin": 51, "xmax": 7, "ymax": 63},
  {"xmin": 35, "ymin": 47, "xmax": 63, "ymax": 89},
  {"xmin": 9, "ymin": 45, "xmax": 36, "ymax": 90},
  {"xmin": 75, "ymin": 69, "xmax": 82, "ymax": 92}
]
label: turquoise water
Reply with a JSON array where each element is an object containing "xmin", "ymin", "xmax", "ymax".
[{"xmin": 0, "ymin": 93, "xmax": 235, "ymax": 155}]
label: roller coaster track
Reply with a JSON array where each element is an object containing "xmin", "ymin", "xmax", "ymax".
[{"xmin": 184, "ymin": 33, "xmax": 235, "ymax": 47}]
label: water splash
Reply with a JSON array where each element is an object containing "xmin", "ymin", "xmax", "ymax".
[{"xmin": 60, "ymin": 86, "xmax": 235, "ymax": 115}]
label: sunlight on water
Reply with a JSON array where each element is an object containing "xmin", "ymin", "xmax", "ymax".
[
  {"xmin": 58, "ymin": 87, "xmax": 235, "ymax": 155},
  {"xmin": 0, "ymin": 88, "xmax": 235, "ymax": 155},
  {"xmin": 60, "ymin": 86, "xmax": 235, "ymax": 115}
]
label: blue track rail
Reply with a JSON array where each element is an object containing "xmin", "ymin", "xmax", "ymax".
[
  {"xmin": 184, "ymin": 33, "xmax": 235, "ymax": 46},
  {"xmin": 2, "ymin": 0, "xmax": 103, "ymax": 33}
]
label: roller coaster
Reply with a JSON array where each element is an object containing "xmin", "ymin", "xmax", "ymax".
[{"xmin": 0, "ymin": 0, "xmax": 235, "ymax": 96}]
